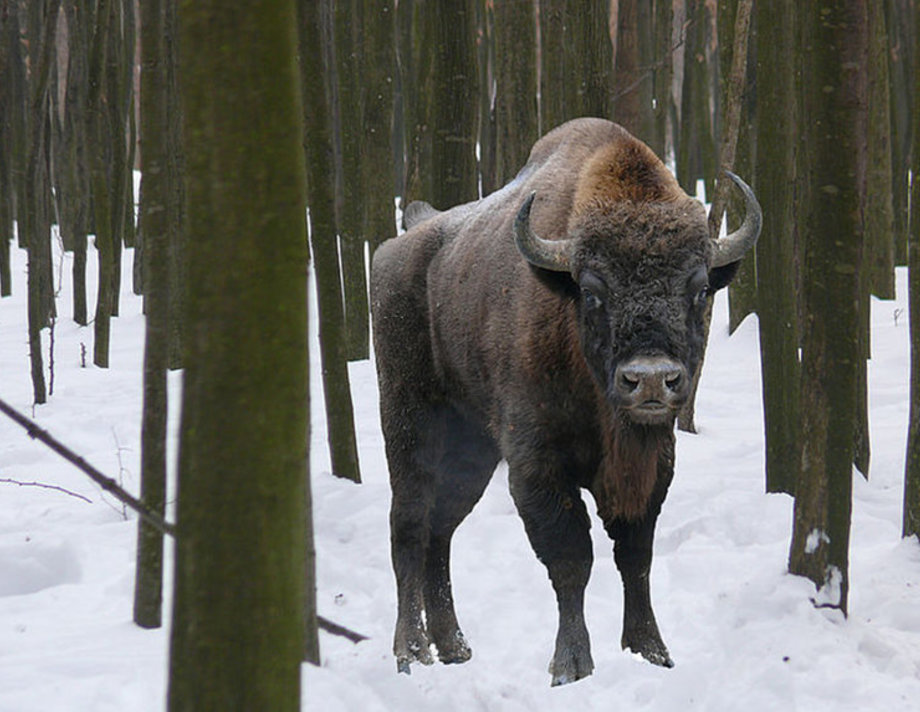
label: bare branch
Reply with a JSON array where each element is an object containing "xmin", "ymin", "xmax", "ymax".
[
  {"xmin": 0, "ymin": 397, "xmax": 370, "ymax": 644},
  {"xmin": 0, "ymin": 395, "xmax": 176, "ymax": 537},
  {"xmin": 0, "ymin": 477, "xmax": 93, "ymax": 503}
]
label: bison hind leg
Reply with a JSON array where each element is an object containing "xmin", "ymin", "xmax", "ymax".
[{"xmin": 423, "ymin": 409, "xmax": 500, "ymax": 666}]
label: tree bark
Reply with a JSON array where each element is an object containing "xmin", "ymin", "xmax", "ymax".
[
  {"xmin": 788, "ymin": 0, "xmax": 867, "ymax": 615},
  {"xmin": 493, "ymin": 0, "xmax": 536, "ymax": 187},
  {"xmin": 754, "ymin": 0, "xmax": 801, "ymax": 495},
  {"xmin": 133, "ymin": 0, "xmax": 169, "ymax": 631},
  {"xmin": 168, "ymin": 1, "xmax": 309, "ymax": 708},
  {"xmin": 305, "ymin": 0, "xmax": 362, "ymax": 485},
  {"xmin": 333, "ymin": 0, "xmax": 370, "ymax": 361},
  {"xmin": 903, "ymin": 0, "xmax": 920, "ymax": 539},
  {"xmin": 676, "ymin": 0, "xmax": 716, "ymax": 200},
  {"xmin": 431, "ymin": 0, "xmax": 480, "ymax": 205}
]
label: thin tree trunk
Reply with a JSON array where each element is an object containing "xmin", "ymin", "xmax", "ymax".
[
  {"xmin": 308, "ymin": 0, "xmax": 362, "ymax": 485},
  {"xmin": 133, "ymin": 0, "xmax": 168, "ymax": 630},
  {"xmin": 865, "ymin": 0, "xmax": 895, "ymax": 299},
  {"xmin": 678, "ymin": 0, "xmax": 751, "ymax": 434},
  {"xmin": 333, "ymin": 0, "xmax": 370, "ymax": 360},
  {"xmin": 361, "ymin": 0, "xmax": 395, "ymax": 250},
  {"xmin": 647, "ymin": 0, "xmax": 673, "ymax": 159},
  {"xmin": 476, "ymin": 0, "xmax": 496, "ymax": 195},
  {"xmin": 884, "ymin": 0, "xmax": 913, "ymax": 266},
  {"xmin": 755, "ymin": 0, "xmax": 800, "ymax": 495},
  {"xmin": 0, "ymin": 1, "xmax": 14, "ymax": 297},
  {"xmin": 88, "ymin": 0, "xmax": 114, "ymax": 368},
  {"xmin": 676, "ymin": 0, "xmax": 716, "ymax": 199},
  {"xmin": 296, "ymin": 1, "xmax": 324, "ymax": 661},
  {"xmin": 903, "ymin": 1, "xmax": 920, "ymax": 539}
]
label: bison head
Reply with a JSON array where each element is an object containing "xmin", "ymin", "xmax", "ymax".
[{"xmin": 514, "ymin": 173, "xmax": 761, "ymax": 426}]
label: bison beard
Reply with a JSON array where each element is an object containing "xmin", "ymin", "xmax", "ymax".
[
  {"xmin": 596, "ymin": 418, "xmax": 673, "ymax": 523},
  {"xmin": 371, "ymin": 118, "xmax": 760, "ymax": 685}
]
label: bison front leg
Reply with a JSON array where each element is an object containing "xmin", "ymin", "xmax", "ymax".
[
  {"xmin": 509, "ymin": 469, "xmax": 594, "ymax": 686},
  {"xmin": 607, "ymin": 511, "xmax": 674, "ymax": 668}
]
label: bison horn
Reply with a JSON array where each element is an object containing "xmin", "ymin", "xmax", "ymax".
[
  {"xmin": 711, "ymin": 171, "xmax": 763, "ymax": 268},
  {"xmin": 514, "ymin": 192, "xmax": 574, "ymax": 272}
]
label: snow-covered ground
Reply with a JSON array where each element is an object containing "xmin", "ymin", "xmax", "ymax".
[{"xmin": 1, "ymin": 237, "xmax": 919, "ymax": 712}]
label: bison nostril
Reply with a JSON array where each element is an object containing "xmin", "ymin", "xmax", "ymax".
[
  {"xmin": 620, "ymin": 372, "xmax": 640, "ymax": 392},
  {"xmin": 665, "ymin": 372, "xmax": 682, "ymax": 391}
]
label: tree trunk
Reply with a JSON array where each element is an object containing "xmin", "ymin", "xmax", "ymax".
[
  {"xmin": 864, "ymin": 0, "xmax": 895, "ymax": 299},
  {"xmin": 399, "ymin": 0, "xmax": 433, "ymax": 207},
  {"xmin": 678, "ymin": 0, "xmax": 752, "ymax": 434},
  {"xmin": 884, "ymin": 0, "xmax": 913, "ymax": 266},
  {"xmin": 566, "ymin": 0, "xmax": 612, "ymax": 118},
  {"xmin": 60, "ymin": 0, "xmax": 91, "ymax": 324},
  {"xmin": 903, "ymin": 0, "xmax": 920, "ymax": 539},
  {"xmin": 361, "ymin": 0, "xmax": 396, "ymax": 250},
  {"xmin": 133, "ymin": 0, "xmax": 168, "ymax": 631},
  {"xmin": 164, "ymin": 0, "xmax": 184, "ymax": 370},
  {"xmin": 333, "ymin": 0, "xmax": 370, "ymax": 361},
  {"xmin": 676, "ymin": 0, "xmax": 716, "ymax": 200},
  {"xmin": 306, "ymin": 0, "xmax": 362, "ymax": 485},
  {"xmin": 754, "ymin": 0, "xmax": 800, "ymax": 495},
  {"xmin": 788, "ymin": 0, "xmax": 867, "ymax": 616},
  {"xmin": 476, "ymin": 0, "xmax": 496, "ymax": 195},
  {"xmin": 168, "ymin": 1, "xmax": 309, "ymax": 708},
  {"xmin": 0, "ymin": 1, "xmax": 15, "ymax": 298},
  {"xmin": 493, "ymin": 0, "xmax": 536, "ymax": 187},
  {"xmin": 647, "ymin": 0, "xmax": 673, "ymax": 159},
  {"xmin": 539, "ymin": 0, "xmax": 568, "ymax": 135},
  {"xmin": 89, "ymin": 0, "xmax": 114, "ymax": 368},
  {"xmin": 431, "ymin": 0, "xmax": 480, "ymax": 205},
  {"xmin": 612, "ymin": 0, "xmax": 650, "ymax": 139}
]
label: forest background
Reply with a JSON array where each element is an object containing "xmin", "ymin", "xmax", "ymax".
[{"xmin": 1, "ymin": 0, "xmax": 919, "ymax": 709}]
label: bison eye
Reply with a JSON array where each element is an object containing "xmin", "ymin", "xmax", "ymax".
[
  {"xmin": 583, "ymin": 289, "xmax": 602, "ymax": 310},
  {"xmin": 693, "ymin": 285, "xmax": 710, "ymax": 307},
  {"xmin": 579, "ymin": 273, "xmax": 607, "ymax": 310}
]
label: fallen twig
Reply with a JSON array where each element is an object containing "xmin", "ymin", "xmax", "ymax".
[{"xmin": 318, "ymin": 615, "xmax": 368, "ymax": 643}]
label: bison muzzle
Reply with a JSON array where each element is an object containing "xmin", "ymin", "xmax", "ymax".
[{"xmin": 371, "ymin": 118, "xmax": 761, "ymax": 685}]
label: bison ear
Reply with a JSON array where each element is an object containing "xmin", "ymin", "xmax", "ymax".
[{"xmin": 708, "ymin": 260, "xmax": 741, "ymax": 292}]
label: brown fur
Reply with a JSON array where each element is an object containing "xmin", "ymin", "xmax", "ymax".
[
  {"xmin": 571, "ymin": 139, "xmax": 683, "ymax": 218},
  {"xmin": 594, "ymin": 419, "xmax": 671, "ymax": 522}
]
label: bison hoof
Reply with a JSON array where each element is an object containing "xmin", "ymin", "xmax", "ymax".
[
  {"xmin": 395, "ymin": 631, "xmax": 435, "ymax": 674},
  {"xmin": 436, "ymin": 631, "xmax": 472, "ymax": 665},
  {"xmin": 548, "ymin": 647, "xmax": 594, "ymax": 686},
  {"xmin": 624, "ymin": 637, "xmax": 674, "ymax": 668}
]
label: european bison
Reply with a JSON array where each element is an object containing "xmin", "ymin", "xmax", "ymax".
[{"xmin": 370, "ymin": 118, "xmax": 761, "ymax": 685}]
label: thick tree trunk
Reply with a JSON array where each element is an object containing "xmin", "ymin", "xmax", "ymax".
[
  {"xmin": 168, "ymin": 1, "xmax": 309, "ymax": 707},
  {"xmin": 788, "ymin": 0, "xmax": 867, "ymax": 615},
  {"xmin": 493, "ymin": 0, "xmax": 536, "ymax": 187},
  {"xmin": 431, "ymin": 0, "xmax": 480, "ymax": 206}
]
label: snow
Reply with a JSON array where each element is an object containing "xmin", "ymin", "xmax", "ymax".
[{"xmin": 2, "ymin": 239, "xmax": 920, "ymax": 712}]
